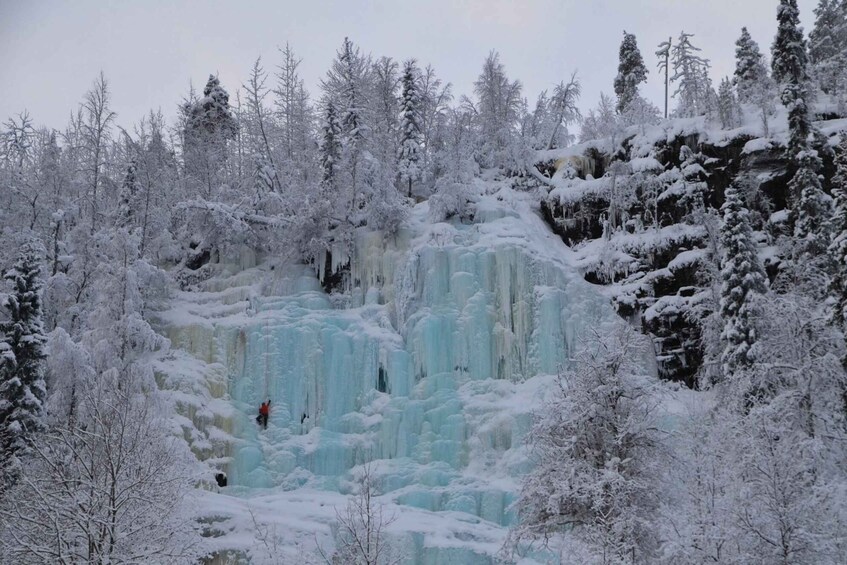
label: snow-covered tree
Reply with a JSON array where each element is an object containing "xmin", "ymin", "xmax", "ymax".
[
  {"xmin": 0, "ymin": 369, "xmax": 203, "ymax": 564},
  {"xmin": 829, "ymin": 136, "xmax": 847, "ymax": 331},
  {"xmin": 580, "ymin": 92, "xmax": 621, "ymax": 148},
  {"xmin": 719, "ymin": 183, "xmax": 767, "ymax": 378},
  {"xmin": 508, "ymin": 322, "xmax": 662, "ymax": 563},
  {"xmin": 620, "ymin": 94, "xmax": 660, "ymax": 133},
  {"xmin": 329, "ymin": 465, "xmax": 402, "ymax": 565},
  {"xmin": 79, "ymin": 72, "xmax": 116, "ymax": 233},
  {"xmin": 734, "ymin": 27, "xmax": 767, "ymax": 103},
  {"xmin": 320, "ymin": 101, "xmax": 343, "ymax": 194},
  {"xmin": 731, "ymin": 404, "xmax": 840, "ymax": 564},
  {"xmin": 544, "ymin": 75, "xmax": 582, "ymax": 149},
  {"xmin": 670, "ymin": 32, "xmax": 714, "ymax": 118},
  {"xmin": 416, "ymin": 65, "xmax": 452, "ymax": 188},
  {"xmin": 747, "ymin": 66, "xmax": 777, "ymax": 137},
  {"xmin": 115, "ymin": 159, "xmax": 138, "ymax": 228},
  {"xmin": 371, "ymin": 55, "xmax": 401, "ymax": 157},
  {"xmin": 773, "ymin": 0, "xmax": 813, "ymax": 157},
  {"xmin": 809, "ymin": 0, "xmax": 847, "ymax": 95},
  {"xmin": 773, "ymin": 0, "xmax": 831, "ymax": 255},
  {"xmin": 44, "ymin": 327, "xmax": 93, "ymax": 429},
  {"xmin": 614, "ymin": 31, "xmax": 648, "ymax": 114},
  {"xmin": 732, "ymin": 27, "xmax": 776, "ymax": 137},
  {"xmin": 242, "ymin": 57, "xmax": 279, "ymax": 195},
  {"xmin": 429, "ymin": 108, "xmax": 475, "ymax": 222},
  {"xmin": 274, "ymin": 42, "xmax": 315, "ymax": 186},
  {"xmin": 0, "ymin": 242, "xmax": 47, "ymax": 467},
  {"xmin": 660, "ymin": 406, "xmax": 739, "ymax": 564},
  {"xmin": 397, "ymin": 60, "xmax": 422, "ymax": 197},
  {"xmin": 523, "ymin": 75, "xmax": 581, "ymax": 151},
  {"xmin": 471, "ymin": 51, "xmax": 524, "ymax": 170},
  {"xmin": 323, "ymin": 38, "xmax": 371, "ymax": 146},
  {"xmin": 322, "ymin": 37, "xmax": 374, "ymax": 223},
  {"xmin": 791, "ymin": 158, "xmax": 830, "ymax": 255},
  {"xmin": 126, "ymin": 110, "xmax": 179, "ymax": 259},
  {"xmin": 717, "ymin": 77, "xmax": 741, "ymax": 129},
  {"xmin": 182, "ymin": 74, "xmax": 238, "ymax": 198}
]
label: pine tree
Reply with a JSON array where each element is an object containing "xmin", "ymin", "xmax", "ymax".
[
  {"xmin": 734, "ymin": 27, "xmax": 767, "ymax": 103},
  {"xmin": 792, "ymin": 162, "xmax": 830, "ymax": 254},
  {"xmin": 182, "ymin": 74, "xmax": 238, "ymax": 197},
  {"xmin": 319, "ymin": 101, "xmax": 342, "ymax": 192},
  {"xmin": 115, "ymin": 160, "xmax": 138, "ymax": 228},
  {"xmin": 828, "ymin": 137, "xmax": 847, "ymax": 330},
  {"xmin": 719, "ymin": 184, "xmax": 767, "ymax": 378},
  {"xmin": 772, "ymin": 0, "xmax": 812, "ymax": 157},
  {"xmin": 809, "ymin": 0, "xmax": 847, "ymax": 94},
  {"xmin": 397, "ymin": 59, "xmax": 422, "ymax": 198},
  {"xmin": 321, "ymin": 37, "xmax": 374, "ymax": 222},
  {"xmin": 323, "ymin": 37, "xmax": 370, "ymax": 147},
  {"xmin": 772, "ymin": 0, "xmax": 830, "ymax": 254},
  {"xmin": 0, "ymin": 242, "xmax": 47, "ymax": 461},
  {"xmin": 614, "ymin": 31, "xmax": 649, "ymax": 114},
  {"xmin": 186, "ymin": 75, "xmax": 238, "ymax": 142}
]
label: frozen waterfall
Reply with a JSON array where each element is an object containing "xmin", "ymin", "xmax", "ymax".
[{"xmin": 156, "ymin": 192, "xmax": 618, "ymax": 563}]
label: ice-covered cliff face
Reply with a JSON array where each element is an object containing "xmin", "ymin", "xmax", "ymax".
[{"xmin": 156, "ymin": 189, "xmax": 618, "ymax": 563}]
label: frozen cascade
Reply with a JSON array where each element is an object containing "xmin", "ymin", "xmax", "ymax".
[{"xmin": 156, "ymin": 193, "xmax": 618, "ymax": 563}]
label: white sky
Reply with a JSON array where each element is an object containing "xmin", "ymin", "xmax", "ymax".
[{"xmin": 0, "ymin": 0, "xmax": 818, "ymax": 131}]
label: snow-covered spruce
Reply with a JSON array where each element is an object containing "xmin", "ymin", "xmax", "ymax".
[
  {"xmin": 829, "ymin": 136, "xmax": 847, "ymax": 331},
  {"xmin": 0, "ymin": 242, "xmax": 47, "ymax": 468},
  {"xmin": 508, "ymin": 322, "xmax": 662, "ymax": 562},
  {"xmin": 614, "ymin": 31, "xmax": 648, "ymax": 115},
  {"xmin": 718, "ymin": 183, "xmax": 767, "ymax": 379}
]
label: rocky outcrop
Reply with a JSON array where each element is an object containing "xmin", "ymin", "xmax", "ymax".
[{"xmin": 537, "ymin": 128, "xmax": 841, "ymax": 386}]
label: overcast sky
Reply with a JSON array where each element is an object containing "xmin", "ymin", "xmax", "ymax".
[{"xmin": 0, "ymin": 0, "xmax": 818, "ymax": 131}]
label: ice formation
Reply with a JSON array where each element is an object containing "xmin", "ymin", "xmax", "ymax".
[{"xmin": 156, "ymin": 189, "xmax": 619, "ymax": 563}]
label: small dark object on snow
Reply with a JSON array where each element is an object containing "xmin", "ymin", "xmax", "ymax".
[{"xmin": 215, "ymin": 472, "xmax": 227, "ymax": 487}]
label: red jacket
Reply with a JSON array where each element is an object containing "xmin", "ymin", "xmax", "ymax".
[{"xmin": 259, "ymin": 403, "xmax": 269, "ymax": 416}]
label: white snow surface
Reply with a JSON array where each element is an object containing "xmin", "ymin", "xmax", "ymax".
[{"xmin": 154, "ymin": 186, "xmax": 681, "ymax": 563}]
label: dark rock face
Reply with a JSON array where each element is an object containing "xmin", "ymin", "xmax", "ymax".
[
  {"xmin": 320, "ymin": 249, "xmax": 349, "ymax": 295},
  {"xmin": 538, "ymin": 131, "xmax": 839, "ymax": 387}
]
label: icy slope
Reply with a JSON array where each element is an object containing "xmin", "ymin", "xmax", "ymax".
[{"xmin": 156, "ymin": 188, "xmax": 619, "ymax": 563}]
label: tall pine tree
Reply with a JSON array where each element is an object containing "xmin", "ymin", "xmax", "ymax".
[
  {"xmin": 719, "ymin": 184, "xmax": 767, "ymax": 378},
  {"xmin": 809, "ymin": 0, "xmax": 847, "ymax": 94},
  {"xmin": 772, "ymin": 0, "xmax": 829, "ymax": 254},
  {"xmin": 182, "ymin": 74, "xmax": 238, "ymax": 198},
  {"xmin": 772, "ymin": 0, "xmax": 812, "ymax": 156},
  {"xmin": 319, "ymin": 101, "xmax": 342, "ymax": 193},
  {"xmin": 614, "ymin": 31, "xmax": 648, "ymax": 114},
  {"xmin": 398, "ymin": 59, "xmax": 422, "ymax": 198},
  {"xmin": 733, "ymin": 27, "xmax": 767, "ymax": 103},
  {"xmin": 0, "ymin": 242, "xmax": 47, "ymax": 462},
  {"xmin": 829, "ymin": 136, "xmax": 847, "ymax": 330}
]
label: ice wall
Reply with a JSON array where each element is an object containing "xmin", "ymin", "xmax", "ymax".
[{"xmin": 159, "ymin": 193, "xmax": 617, "ymax": 563}]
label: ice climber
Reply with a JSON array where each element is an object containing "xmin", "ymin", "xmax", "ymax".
[{"xmin": 257, "ymin": 399, "xmax": 271, "ymax": 429}]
